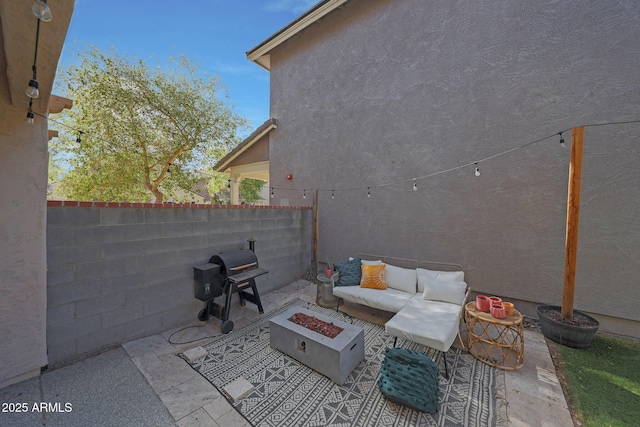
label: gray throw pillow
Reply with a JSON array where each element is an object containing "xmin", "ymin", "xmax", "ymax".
[{"xmin": 334, "ymin": 258, "xmax": 361, "ymax": 286}]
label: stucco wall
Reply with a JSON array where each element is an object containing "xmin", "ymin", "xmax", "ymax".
[
  {"xmin": 265, "ymin": 0, "xmax": 640, "ymax": 335},
  {"xmin": 46, "ymin": 202, "xmax": 312, "ymax": 366},
  {"xmin": 0, "ymin": 107, "xmax": 49, "ymax": 388}
]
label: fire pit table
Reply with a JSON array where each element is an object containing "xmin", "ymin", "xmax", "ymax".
[{"xmin": 269, "ymin": 306, "xmax": 364, "ymax": 385}]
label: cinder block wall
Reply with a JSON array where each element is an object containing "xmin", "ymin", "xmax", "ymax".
[{"xmin": 46, "ymin": 201, "xmax": 312, "ymax": 366}]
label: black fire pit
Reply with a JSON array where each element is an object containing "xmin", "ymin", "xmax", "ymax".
[{"xmin": 194, "ymin": 248, "xmax": 267, "ymax": 333}]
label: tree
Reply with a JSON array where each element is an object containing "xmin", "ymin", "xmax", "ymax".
[
  {"xmin": 51, "ymin": 47, "xmax": 246, "ymax": 202},
  {"xmin": 240, "ymin": 178, "xmax": 266, "ymax": 203}
]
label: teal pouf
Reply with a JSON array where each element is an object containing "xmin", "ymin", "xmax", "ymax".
[{"xmin": 378, "ymin": 347, "xmax": 439, "ymax": 413}]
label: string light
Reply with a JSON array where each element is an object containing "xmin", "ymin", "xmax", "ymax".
[
  {"xmin": 35, "ymin": 104, "xmax": 640, "ymax": 200},
  {"xmin": 76, "ymin": 130, "xmax": 84, "ymax": 145},
  {"xmin": 166, "ymin": 163, "xmax": 172, "ymax": 173},
  {"xmin": 32, "ymin": 0, "xmax": 52, "ymax": 22},
  {"xmin": 559, "ymin": 132, "xmax": 566, "ymax": 148},
  {"xmin": 25, "ymin": 100, "xmax": 35, "ymax": 125},
  {"xmin": 303, "ymin": 189, "xmax": 306, "ymax": 199}
]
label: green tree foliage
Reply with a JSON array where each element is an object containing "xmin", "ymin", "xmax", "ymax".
[
  {"xmin": 51, "ymin": 47, "xmax": 246, "ymax": 202},
  {"xmin": 240, "ymin": 178, "xmax": 266, "ymax": 203}
]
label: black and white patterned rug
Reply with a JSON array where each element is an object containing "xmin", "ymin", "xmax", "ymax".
[{"xmin": 187, "ymin": 299, "xmax": 497, "ymax": 427}]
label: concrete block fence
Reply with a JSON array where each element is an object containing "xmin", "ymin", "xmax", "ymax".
[{"xmin": 46, "ymin": 201, "xmax": 313, "ymax": 366}]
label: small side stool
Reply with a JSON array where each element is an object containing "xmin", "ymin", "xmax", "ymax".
[{"xmin": 377, "ymin": 347, "xmax": 439, "ymax": 413}]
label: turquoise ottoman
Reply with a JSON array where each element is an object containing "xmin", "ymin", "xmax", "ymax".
[{"xmin": 377, "ymin": 347, "xmax": 439, "ymax": 413}]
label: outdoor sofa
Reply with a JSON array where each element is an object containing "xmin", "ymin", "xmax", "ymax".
[{"xmin": 331, "ymin": 254, "xmax": 470, "ymax": 378}]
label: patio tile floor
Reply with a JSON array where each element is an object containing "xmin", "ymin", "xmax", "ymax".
[{"xmin": 124, "ymin": 279, "xmax": 574, "ymax": 426}]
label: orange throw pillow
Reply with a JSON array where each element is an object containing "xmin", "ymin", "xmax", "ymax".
[{"xmin": 360, "ymin": 264, "xmax": 387, "ymax": 289}]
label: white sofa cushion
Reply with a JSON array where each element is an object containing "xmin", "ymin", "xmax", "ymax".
[
  {"xmin": 416, "ymin": 268, "xmax": 465, "ymax": 293},
  {"xmin": 385, "ymin": 264, "xmax": 417, "ymax": 293},
  {"xmin": 385, "ymin": 296, "xmax": 462, "ymax": 352},
  {"xmin": 332, "ymin": 286, "xmax": 412, "ymax": 313},
  {"xmin": 422, "ymin": 277, "xmax": 467, "ymax": 305}
]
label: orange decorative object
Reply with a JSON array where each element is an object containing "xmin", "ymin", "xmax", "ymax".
[{"xmin": 502, "ymin": 302, "xmax": 514, "ymax": 316}]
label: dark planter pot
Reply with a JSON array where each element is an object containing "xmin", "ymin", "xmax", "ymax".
[{"xmin": 537, "ymin": 305, "xmax": 600, "ymax": 349}]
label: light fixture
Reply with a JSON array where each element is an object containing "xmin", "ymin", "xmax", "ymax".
[
  {"xmin": 270, "ymin": 187, "xmax": 274, "ymax": 199},
  {"xmin": 413, "ymin": 178, "xmax": 417, "ymax": 191},
  {"xmin": 32, "ymin": 0, "xmax": 52, "ymax": 22},
  {"xmin": 559, "ymin": 132, "xmax": 566, "ymax": 148},
  {"xmin": 26, "ymin": 78, "xmax": 39, "ymax": 98},
  {"xmin": 367, "ymin": 187, "xmax": 371, "ymax": 198},
  {"xmin": 303, "ymin": 189, "xmax": 307, "ymax": 199},
  {"xmin": 25, "ymin": 110, "xmax": 35, "ymax": 125},
  {"xmin": 474, "ymin": 162, "xmax": 480, "ymax": 177},
  {"xmin": 331, "ymin": 190, "xmax": 335, "ymax": 200}
]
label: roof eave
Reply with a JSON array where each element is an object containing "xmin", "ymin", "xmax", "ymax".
[
  {"xmin": 246, "ymin": 0, "xmax": 350, "ymax": 71},
  {"xmin": 214, "ymin": 118, "xmax": 277, "ymax": 173}
]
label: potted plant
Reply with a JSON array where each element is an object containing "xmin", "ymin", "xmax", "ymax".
[
  {"xmin": 538, "ymin": 127, "xmax": 599, "ymax": 348},
  {"xmin": 325, "ymin": 257, "xmax": 334, "ymax": 278}
]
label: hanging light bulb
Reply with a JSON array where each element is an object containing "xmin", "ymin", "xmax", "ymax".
[
  {"xmin": 559, "ymin": 132, "xmax": 566, "ymax": 148},
  {"xmin": 166, "ymin": 163, "xmax": 172, "ymax": 173},
  {"xmin": 367, "ymin": 187, "xmax": 371, "ymax": 198},
  {"xmin": 413, "ymin": 179, "xmax": 418, "ymax": 191},
  {"xmin": 26, "ymin": 79, "xmax": 39, "ymax": 98},
  {"xmin": 331, "ymin": 190, "xmax": 335, "ymax": 200},
  {"xmin": 32, "ymin": 0, "xmax": 53, "ymax": 22},
  {"xmin": 303, "ymin": 189, "xmax": 307, "ymax": 199},
  {"xmin": 25, "ymin": 110, "xmax": 35, "ymax": 125},
  {"xmin": 270, "ymin": 187, "xmax": 274, "ymax": 199},
  {"xmin": 474, "ymin": 163, "xmax": 481, "ymax": 177},
  {"xmin": 76, "ymin": 131, "xmax": 84, "ymax": 145}
]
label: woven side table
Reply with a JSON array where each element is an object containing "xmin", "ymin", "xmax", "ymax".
[{"xmin": 465, "ymin": 302, "xmax": 524, "ymax": 370}]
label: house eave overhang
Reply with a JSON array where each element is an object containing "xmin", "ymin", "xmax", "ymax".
[
  {"xmin": 246, "ymin": 0, "xmax": 350, "ymax": 71},
  {"xmin": 214, "ymin": 118, "xmax": 277, "ymax": 173}
]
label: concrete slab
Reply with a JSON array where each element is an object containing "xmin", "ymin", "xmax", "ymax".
[
  {"xmin": 21, "ymin": 347, "xmax": 174, "ymax": 427},
  {"xmin": 182, "ymin": 346, "xmax": 208, "ymax": 363},
  {"xmin": 222, "ymin": 377, "xmax": 254, "ymax": 402},
  {"xmin": 0, "ymin": 376, "xmax": 43, "ymax": 427}
]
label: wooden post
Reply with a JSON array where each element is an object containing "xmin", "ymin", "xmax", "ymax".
[
  {"xmin": 312, "ymin": 189, "xmax": 319, "ymax": 281},
  {"xmin": 562, "ymin": 126, "xmax": 585, "ymax": 321}
]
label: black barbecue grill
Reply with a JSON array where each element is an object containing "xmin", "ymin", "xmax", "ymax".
[{"xmin": 194, "ymin": 248, "xmax": 267, "ymax": 333}]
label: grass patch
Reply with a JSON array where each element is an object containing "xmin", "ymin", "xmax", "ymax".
[{"xmin": 555, "ymin": 333, "xmax": 640, "ymax": 427}]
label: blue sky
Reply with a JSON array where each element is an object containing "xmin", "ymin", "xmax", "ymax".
[{"xmin": 57, "ymin": 0, "xmax": 318, "ymax": 136}]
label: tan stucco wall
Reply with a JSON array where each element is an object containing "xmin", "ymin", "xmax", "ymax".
[
  {"xmin": 0, "ymin": 106, "xmax": 49, "ymax": 387},
  {"xmin": 265, "ymin": 0, "xmax": 640, "ymax": 336}
]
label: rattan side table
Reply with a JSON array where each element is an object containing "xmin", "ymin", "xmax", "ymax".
[{"xmin": 465, "ymin": 302, "xmax": 524, "ymax": 370}]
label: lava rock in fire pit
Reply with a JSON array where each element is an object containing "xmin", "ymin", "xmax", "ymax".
[{"xmin": 289, "ymin": 312, "xmax": 344, "ymax": 338}]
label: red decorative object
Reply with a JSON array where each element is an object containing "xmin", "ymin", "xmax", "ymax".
[
  {"xmin": 289, "ymin": 312, "xmax": 343, "ymax": 338},
  {"xmin": 490, "ymin": 302, "xmax": 506, "ymax": 319},
  {"xmin": 325, "ymin": 267, "xmax": 333, "ymax": 277},
  {"xmin": 476, "ymin": 295, "xmax": 490, "ymax": 312},
  {"xmin": 287, "ymin": 174, "xmax": 293, "ymax": 180}
]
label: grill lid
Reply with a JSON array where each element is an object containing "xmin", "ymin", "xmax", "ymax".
[{"xmin": 209, "ymin": 249, "xmax": 259, "ymax": 276}]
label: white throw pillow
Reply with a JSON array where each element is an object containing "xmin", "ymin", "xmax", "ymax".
[
  {"xmin": 422, "ymin": 277, "xmax": 467, "ymax": 305},
  {"xmin": 384, "ymin": 264, "xmax": 417, "ymax": 293},
  {"xmin": 416, "ymin": 268, "xmax": 465, "ymax": 293}
]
